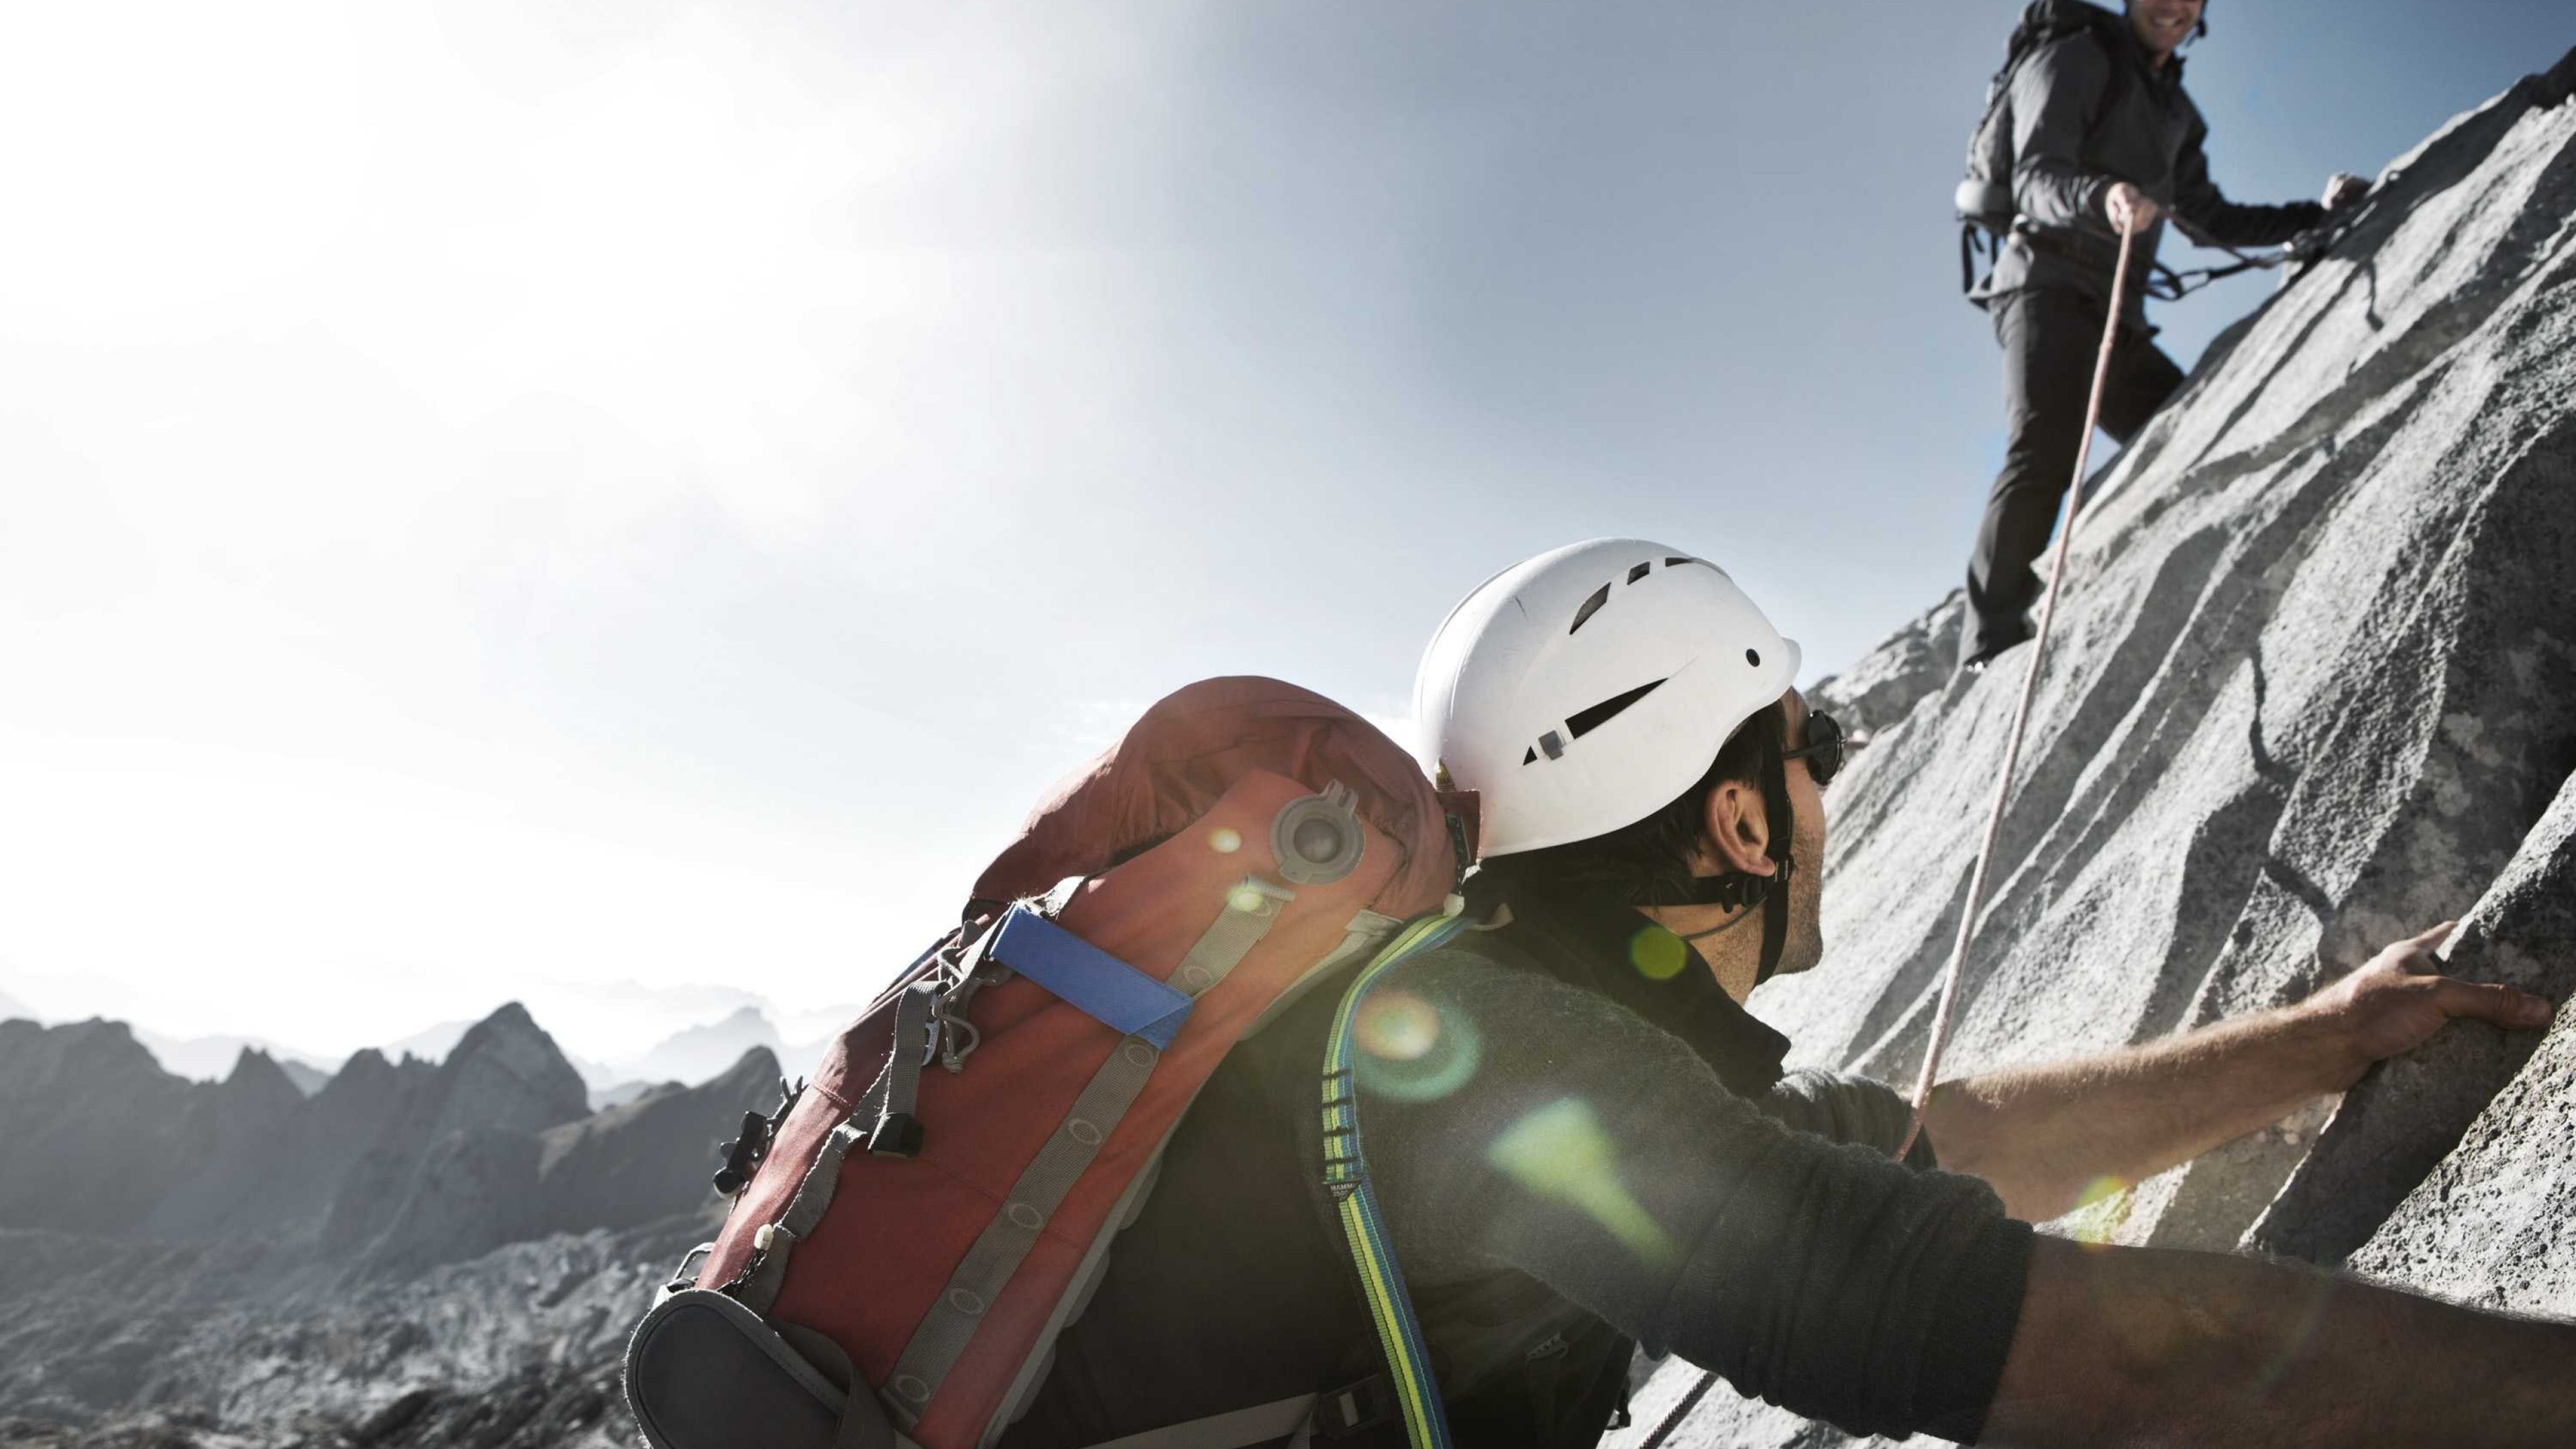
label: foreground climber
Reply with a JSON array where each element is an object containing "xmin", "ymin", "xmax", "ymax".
[
  {"xmin": 996, "ymin": 539, "xmax": 2568, "ymax": 1447},
  {"xmin": 1959, "ymin": 0, "xmax": 2364, "ymax": 672}
]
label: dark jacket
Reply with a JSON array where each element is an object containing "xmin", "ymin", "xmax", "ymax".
[
  {"xmin": 1976, "ymin": 20, "xmax": 2326, "ymax": 323},
  {"xmin": 1000, "ymin": 888, "xmax": 2033, "ymax": 1448}
]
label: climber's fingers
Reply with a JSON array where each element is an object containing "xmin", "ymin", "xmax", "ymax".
[
  {"xmin": 2397, "ymin": 919, "xmax": 2461, "ymax": 965},
  {"xmin": 2424, "ymin": 973, "xmax": 2555, "ymax": 1031}
]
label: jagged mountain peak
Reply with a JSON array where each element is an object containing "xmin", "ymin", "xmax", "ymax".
[
  {"xmin": 427, "ymin": 1002, "xmax": 590, "ymax": 1137},
  {"xmin": 455, "ymin": 1000, "xmax": 545, "ymax": 1046},
  {"xmin": 0, "ymin": 1016, "xmax": 183, "ymax": 1098},
  {"xmin": 312, "ymin": 1044, "xmax": 417, "ymax": 1109},
  {"xmin": 710, "ymin": 1044, "xmax": 784, "ymax": 1091},
  {"xmin": 217, "ymin": 1046, "xmax": 305, "ymax": 1118},
  {"xmin": 618, "ymin": 1002, "xmax": 791, "ymax": 1089}
]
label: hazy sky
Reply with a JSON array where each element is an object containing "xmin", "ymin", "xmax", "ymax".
[{"xmin": 3, "ymin": 0, "xmax": 2565, "ymax": 1064}]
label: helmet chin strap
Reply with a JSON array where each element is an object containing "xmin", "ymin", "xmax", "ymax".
[
  {"xmin": 1752, "ymin": 739, "xmax": 1796, "ymax": 985},
  {"xmin": 1642, "ymin": 735, "xmax": 1799, "ymax": 983}
]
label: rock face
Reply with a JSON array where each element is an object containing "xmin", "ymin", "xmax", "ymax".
[
  {"xmin": 2342, "ymin": 777, "xmax": 2576, "ymax": 1309},
  {"xmin": 2253, "ymin": 773, "xmax": 2576, "ymax": 1265},
  {"xmin": 1619, "ymin": 53, "xmax": 2576, "ymax": 1448},
  {"xmin": 1807, "ymin": 590, "xmax": 1965, "ymax": 740}
]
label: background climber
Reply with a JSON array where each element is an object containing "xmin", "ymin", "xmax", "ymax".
[{"xmin": 1960, "ymin": 0, "xmax": 2367, "ymax": 673}]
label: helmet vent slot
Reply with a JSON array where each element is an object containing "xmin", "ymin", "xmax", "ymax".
[
  {"xmin": 1568, "ymin": 584, "xmax": 1612, "ymax": 635},
  {"xmin": 1626, "ymin": 562, "xmax": 1652, "ymax": 584},
  {"xmin": 1564, "ymin": 678, "xmax": 1667, "ymax": 740}
]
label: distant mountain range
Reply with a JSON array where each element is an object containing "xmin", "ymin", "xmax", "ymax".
[
  {"xmin": 0, "ymin": 1002, "xmax": 780, "ymax": 1279},
  {"xmin": 622, "ymin": 1004, "xmax": 836, "ymax": 1087},
  {"xmin": 75, "ymin": 996, "xmax": 849, "ymax": 1112},
  {"xmin": 131, "ymin": 1026, "xmax": 337, "ymax": 1094}
]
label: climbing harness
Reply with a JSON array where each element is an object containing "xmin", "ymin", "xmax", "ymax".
[{"xmin": 1899, "ymin": 223, "xmax": 2139, "ymax": 1159}]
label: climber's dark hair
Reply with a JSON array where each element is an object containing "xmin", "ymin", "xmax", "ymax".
[{"xmin": 1483, "ymin": 701, "xmax": 1790, "ymax": 906}]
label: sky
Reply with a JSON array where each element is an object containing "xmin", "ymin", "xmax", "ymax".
[{"xmin": 3, "ymin": 0, "xmax": 2565, "ymax": 1067}]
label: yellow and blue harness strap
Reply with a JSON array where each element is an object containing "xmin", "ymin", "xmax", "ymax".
[{"xmin": 1320, "ymin": 910, "xmax": 1470, "ymax": 1449}]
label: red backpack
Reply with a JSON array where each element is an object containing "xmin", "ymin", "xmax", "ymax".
[{"xmin": 624, "ymin": 678, "xmax": 1469, "ymax": 1449}]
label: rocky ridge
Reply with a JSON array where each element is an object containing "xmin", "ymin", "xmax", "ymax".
[
  {"xmin": 0, "ymin": 1000, "xmax": 778, "ymax": 1447},
  {"xmin": 1625, "ymin": 46, "xmax": 2576, "ymax": 1448}
]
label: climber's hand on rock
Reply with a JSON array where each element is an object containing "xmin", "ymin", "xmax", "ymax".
[
  {"xmin": 2298, "ymin": 920, "xmax": 2555, "ymax": 1089},
  {"xmin": 2322, "ymin": 172, "xmax": 2370, "ymax": 212},
  {"xmin": 2104, "ymin": 182, "xmax": 2162, "ymax": 235}
]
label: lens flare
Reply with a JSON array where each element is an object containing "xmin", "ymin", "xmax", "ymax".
[
  {"xmin": 1486, "ymin": 1098, "xmax": 1678, "ymax": 1268},
  {"xmin": 1228, "ymin": 884, "xmax": 1268, "ymax": 913},
  {"xmin": 1628, "ymin": 926, "xmax": 1689, "ymax": 981},
  {"xmin": 1355, "ymin": 989, "xmax": 1439, "ymax": 1062},
  {"xmin": 1356, "ymin": 993, "xmax": 1482, "ymax": 1103},
  {"xmin": 1210, "ymin": 828, "xmax": 1242, "ymax": 855},
  {"xmin": 2065, "ymin": 1175, "xmax": 2135, "ymax": 1248}
]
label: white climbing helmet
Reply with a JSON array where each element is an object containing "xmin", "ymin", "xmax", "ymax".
[{"xmin": 1415, "ymin": 539, "xmax": 1801, "ymax": 859}]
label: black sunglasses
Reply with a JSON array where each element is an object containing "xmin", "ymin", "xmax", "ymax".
[{"xmin": 1781, "ymin": 710, "xmax": 1849, "ymax": 786}]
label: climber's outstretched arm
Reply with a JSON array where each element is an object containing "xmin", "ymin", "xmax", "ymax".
[
  {"xmin": 1984, "ymin": 1236, "xmax": 2576, "ymax": 1448},
  {"xmin": 1919, "ymin": 921, "xmax": 2551, "ymax": 1221}
]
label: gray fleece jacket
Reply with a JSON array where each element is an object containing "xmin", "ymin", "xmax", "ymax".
[{"xmin": 1976, "ymin": 20, "xmax": 2327, "ymax": 323}]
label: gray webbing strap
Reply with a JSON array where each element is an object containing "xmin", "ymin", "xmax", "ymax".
[
  {"xmin": 735, "ymin": 1008, "xmax": 910, "ymax": 1315},
  {"xmin": 879, "ymin": 981, "xmax": 937, "ymax": 1135},
  {"xmin": 1074, "ymin": 1393, "xmax": 1319, "ymax": 1449},
  {"xmin": 883, "ymin": 1029, "xmax": 1164, "ymax": 1413},
  {"xmin": 736, "ymin": 1112, "xmax": 866, "ymax": 1315},
  {"xmin": 788, "ymin": 1332, "xmax": 914, "ymax": 1449},
  {"xmin": 1169, "ymin": 876, "xmax": 1295, "ymax": 996},
  {"xmin": 886, "ymin": 879, "xmax": 1291, "ymax": 1417}
]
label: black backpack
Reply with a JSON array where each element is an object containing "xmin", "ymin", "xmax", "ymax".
[{"xmin": 1955, "ymin": 0, "xmax": 2131, "ymax": 291}]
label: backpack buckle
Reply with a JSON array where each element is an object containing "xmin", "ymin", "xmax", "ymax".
[
  {"xmin": 1312, "ymin": 1374, "xmax": 1394, "ymax": 1439},
  {"xmin": 712, "ymin": 1110, "xmax": 772, "ymax": 1196}
]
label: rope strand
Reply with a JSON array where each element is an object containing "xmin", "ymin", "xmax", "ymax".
[
  {"xmin": 1897, "ymin": 223, "xmax": 2138, "ymax": 1159},
  {"xmin": 1637, "ymin": 226, "xmax": 2137, "ymax": 1449}
]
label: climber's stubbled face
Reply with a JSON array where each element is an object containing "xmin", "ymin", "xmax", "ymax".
[{"xmin": 1772, "ymin": 690, "xmax": 1830, "ymax": 979}]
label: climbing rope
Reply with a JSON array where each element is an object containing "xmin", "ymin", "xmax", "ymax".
[
  {"xmin": 1635, "ymin": 227, "xmax": 2138, "ymax": 1449},
  {"xmin": 1897, "ymin": 222, "xmax": 2139, "ymax": 1159}
]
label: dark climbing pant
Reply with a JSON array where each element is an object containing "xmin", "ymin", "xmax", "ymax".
[{"xmin": 1966, "ymin": 286, "xmax": 2185, "ymax": 657}]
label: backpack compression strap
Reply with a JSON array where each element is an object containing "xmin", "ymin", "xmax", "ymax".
[{"xmin": 1320, "ymin": 909, "xmax": 1472, "ymax": 1449}]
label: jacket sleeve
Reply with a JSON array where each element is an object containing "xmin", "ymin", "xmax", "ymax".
[
  {"xmin": 2169, "ymin": 118, "xmax": 2328, "ymax": 248},
  {"xmin": 1762, "ymin": 1068, "xmax": 1940, "ymax": 1171},
  {"xmin": 2009, "ymin": 36, "xmax": 2115, "ymax": 230},
  {"xmin": 1366, "ymin": 959, "xmax": 2032, "ymax": 1443}
]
